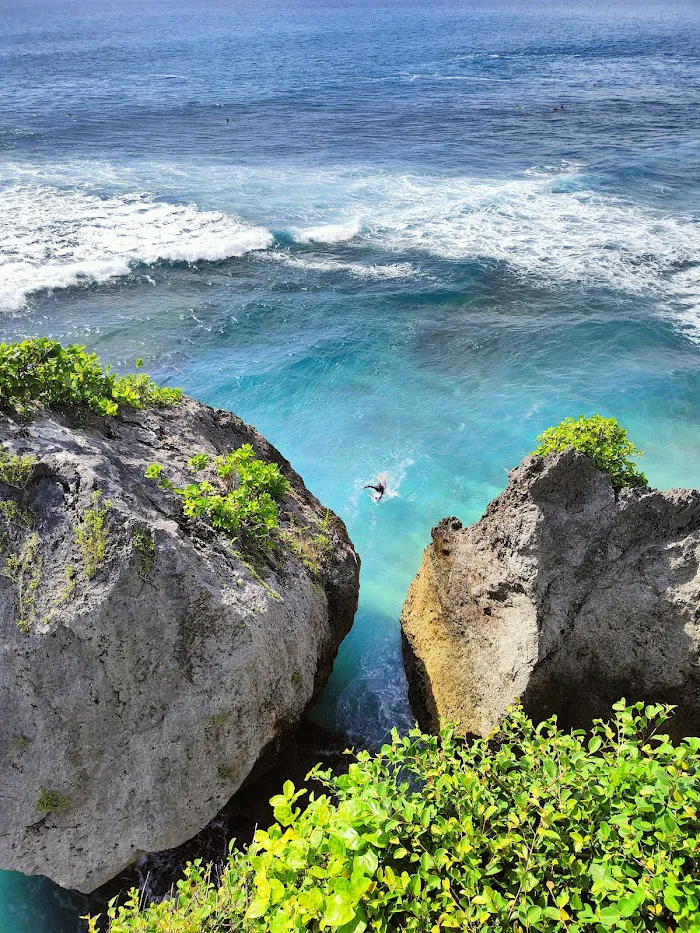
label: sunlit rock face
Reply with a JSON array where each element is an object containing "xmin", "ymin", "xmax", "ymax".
[{"xmin": 401, "ymin": 449, "xmax": 700, "ymax": 740}]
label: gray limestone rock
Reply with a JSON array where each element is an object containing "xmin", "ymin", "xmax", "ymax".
[
  {"xmin": 0, "ymin": 397, "xmax": 359, "ymax": 892},
  {"xmin": 401, "ymin": 449, "xmax": 700, "ymax": 739}
]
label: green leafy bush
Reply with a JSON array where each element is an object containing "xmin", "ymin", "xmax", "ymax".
[
  {"xmin": 95, "ymin": 702, "xmax": 699, "ymax": 933},
  {"xmin": 0, "ymin": 338, "xmax": 182, "ymax": 417},
  {"xmin": 532, "ymin": 415, "xmax": 647, "ymax": 489},
  {"xmin": 145, "ymin": 445, "xmax": 289, "ymax": 545}
]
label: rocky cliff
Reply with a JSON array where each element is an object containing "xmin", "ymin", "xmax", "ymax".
[
  {"xmin": 401, "ymin": 449, "xmax": 700, "ymax": 738},
  {"xmin": 0, "ymin": 397, "xmax": 359, "ymax": 892}
]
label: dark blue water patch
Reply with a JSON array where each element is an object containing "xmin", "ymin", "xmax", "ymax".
[{"xmin": 2, "ymin": 0, "xmax": 699, "ymax": 169}]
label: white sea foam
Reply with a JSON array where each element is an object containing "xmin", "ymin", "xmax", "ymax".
[
  {"xmin": 254, "ymin": 163, "xmax": 700, "ymax": 322},
  {"xmin": 661, "ymin": 266, "xmax": 700, "ymax": 344},
  {"xmin": 353, "ymin": 172, "xmax": 699, "ymax": 298},
  {"xmin": 334, "ymin": 633, "xmax": 415, "ymax": 746},
  {"xmin": 302, "ymin": 167, "xmax": 699, "ymax": 341},
  {"xmin": 3, "ymin": 162, "xmax": 700, "ymax": 341},
  {"xmin": 292, "ymin": 220, "xmax": 361, "ymax": 244},
  {"xmin": 0, "ymin": 185, "xmax": 273, "ymax": 311},
  {"xmin": 274, "ymin": 255, "xmax": 418, "ymax": 280}
]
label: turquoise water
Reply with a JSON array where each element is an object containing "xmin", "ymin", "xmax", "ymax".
[{"xmin": 1, "ymin": 0, "xmax": 700, "ymax": 928}]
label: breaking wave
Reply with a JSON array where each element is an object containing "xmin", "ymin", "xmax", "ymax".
[
  {"xmin": 273, "ymin": 255, "xmax": 419, "ymax": 280},
  {"xmin": 0, "ymin": 185, "xmax": 273, "ymax": 311},
  {"xmin": 292, "ymin": 220, "xmax": 361, "ymax": 244},
  {"xmin": 353, "ymin": 170, "xmax": 700, "ymax": 300},
  {"xmin": 2, "ymin": 164, "xmax": 699, "ymax": 341}
]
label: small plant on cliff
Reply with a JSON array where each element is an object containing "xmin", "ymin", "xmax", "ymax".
[
  {"xmin": 2, "ymin": 531, "xmax": 42, "ymax": 633},
  {"xmin": 282, "ymin": 510, "xmax": 334, "ymax": 576},
  {"xmin": 75, "ymin": 491, "xmax": 111, "ymax": 579},
  {"xmin": 132, "ymin": 526, "xmax": 156, "ymax": 580},
  {"xmin": 532, "ymin": 414, "xmax": 648, "ymax": 488},
  {"xmin": 36, "ymin": 789, "xmax": 70, "ymax": 814},
  {"xmin": 54, "ymin": 564, "xmax": 78, "ymax": 606},
  {"xmin": 95, "ymin": 701, "xmax": 699, "ymax": 933},
  {"xmin": 0, "ymin": 450, "xmax": 36, "ymax": 488},
  {"xmin": 0, "ymin": 338, "xmax": 182, "ymax": 418},
  {"xmin": 0, "ymin": 500, "xmax": 42, "ymax": 632},
  {"xmin": 145, "ymin": 445, "xmax": 289, "ymax": 546}
]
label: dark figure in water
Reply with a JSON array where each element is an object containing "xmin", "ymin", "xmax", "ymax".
[{"xmin": 364, "ymin": 480, "xmax": 386, "ymax": 501}]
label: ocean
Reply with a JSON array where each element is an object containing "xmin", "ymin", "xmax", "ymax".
[{"xmin": 1, "ymin": 0, "xmax": 699, "ymax": 927}]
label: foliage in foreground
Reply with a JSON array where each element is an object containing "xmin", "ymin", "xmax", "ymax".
[
  {"xmin": 145, "ymin": 446, "xmax": 289, "ymax": 545},
  {"xmin": 0, "ymin": 338, "xmax": 182, "ymax": 417},
  {"xmin": 532, "ymin": 415, "xmax": 647, "ymax": 489},
  {"xmin": 95, "ymin": 702, "xmax": 699, "ymax": 933}
]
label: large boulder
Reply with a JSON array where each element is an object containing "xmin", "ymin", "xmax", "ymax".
[
  {"xmin": 0, "ymin": 397, "xmax": 359, "ymax": 892},
  {"xmin": 401, "ymin": 449, "xmax": 700, "ymax": 739}
]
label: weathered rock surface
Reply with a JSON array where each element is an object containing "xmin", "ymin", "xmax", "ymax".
[
  {"xmin": 401, "ymin": 449, "xmax": 700, "ymax": 738},
  {"xmin": 0, "ymin": 397, "xmax": 359, "ymax": 892},
  {"xmin": 91, "ymin": 719, "xmax": 352, "ymax": 909}
]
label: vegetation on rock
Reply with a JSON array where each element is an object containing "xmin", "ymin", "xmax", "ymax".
[
  {"xmin": 0, "ymin": 338, "xmax": 181, "ymax": 418},
  {"xmin": 36, "ymin": 789, "xmax": 71, "ymax": 814},
  {"xmin": 146, "ymin": 445, "xmax": 289, "ymax": 546},
  {"xmin": 0, "ymin": 450, "xmax": 36, "ymax": 488},
  {"xmin": 75, "ymin": 491, "xmax": 112, "ymax": 580},
  {"xmin": 0, "ymin": 499, "xmax": 41, "ymax": 632},
  {"xmin": 532, "ymin": 415, "xmax": 647, "ymax": 489},
  {"xmin": 283, "ymin": 510, "xmax": 334, "ymax": 577},
  {"xmin": 95, "ymin": 702, "xmax": 699, "ymax": 933},
  {"xmin": 132, "ymin": 527, "xmax": 156, "ymax": 581}
]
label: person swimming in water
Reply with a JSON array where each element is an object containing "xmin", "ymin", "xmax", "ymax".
[{"xmin": 363, "ymin": 480, "xmax": 386, "ymax": 501}]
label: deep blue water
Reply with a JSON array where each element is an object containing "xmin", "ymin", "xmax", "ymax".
[{"xmin": 1, "ymin": 0, "xmax": 700, "ymax": 928}]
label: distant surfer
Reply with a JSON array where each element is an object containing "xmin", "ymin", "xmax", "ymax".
[{"xmin": 364, "ymin": 479, "xmax": 386, "ymax": 502}]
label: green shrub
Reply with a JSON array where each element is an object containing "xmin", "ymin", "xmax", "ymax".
[
  {"xmin": 146, "ymin": 445, "xmax": 289, "ymax": 546},
  {"xmin": 0, "ymin": 338, "xmax": 182, "ymax": 417},
  {"xmin": 95, "ymin": 702, "xmax": 699, "ymax": 933},
  {"xmin": 532, "ymin": 415, "xmax": 647, "ymax": 489}
]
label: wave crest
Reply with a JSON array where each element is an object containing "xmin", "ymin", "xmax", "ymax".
[
  {"xmin": 274, "ymin": 255, "xmax": 418, "ymax": 280},
  {"xmin": 0, "ymin": 186, "xmax": 272, "ymax": 311},
  {"xmin": 292, "ymin": 220, "xmax": 361, "ymax": 244}
]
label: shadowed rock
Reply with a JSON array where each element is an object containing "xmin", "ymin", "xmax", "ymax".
[
  {"xmin": 0, "ymin": 397, "xmax": 359, "ymax": 892},
  {"xmin": 401, "ymin": 449, "xmax": 700, "ymax": 738}
]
